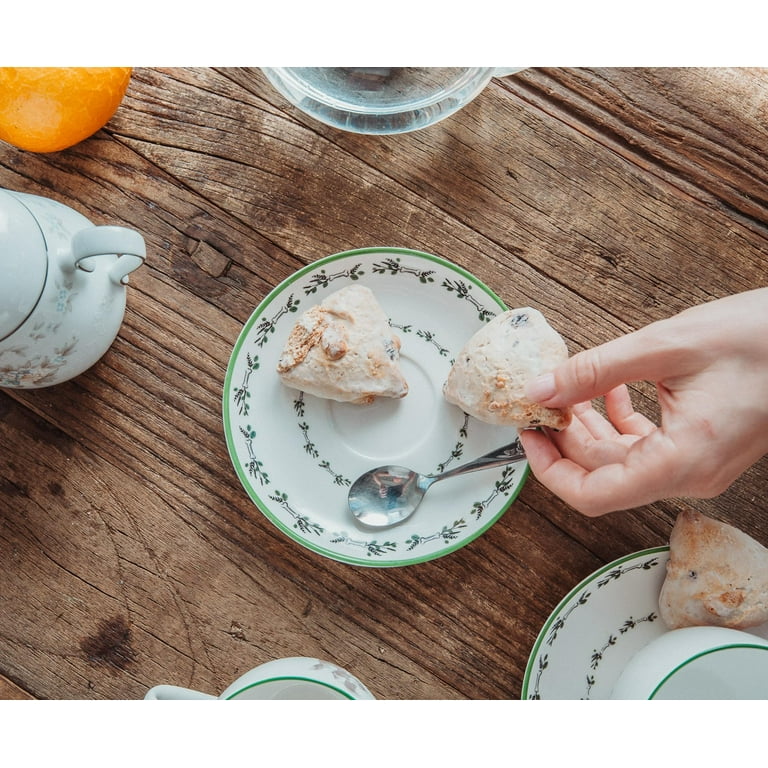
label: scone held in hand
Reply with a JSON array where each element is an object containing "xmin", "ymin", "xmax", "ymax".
[
  {"xmin": 277, "ymin": 284, "xmax": 408, "ymax": 405},
  {"xmin": 443, "ymin": 307, "xmax": 572, "ymax": 429},
  {"xmin": 659, "ymin": 509, "xmax": 768, "ymax": 630}
]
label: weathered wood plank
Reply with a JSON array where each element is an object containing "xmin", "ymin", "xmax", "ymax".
[
  {"xmin": 0, "ymin": 673, "xmax": 34, "ymax": 700},
  {"xmin": 1, "ymin": 67, "xmax": 766, "ymax": 699}
]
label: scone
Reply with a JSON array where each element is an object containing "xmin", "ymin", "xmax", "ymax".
[
  {"xmin": 443, "ymin": 307, "xmax": 572, "ymax": 429},
  {"xmin": 659, "ymin": 509, "xmax": 768, "ymax": 630},
  {"xmin": 276, "ymin": 284, "xmax": 408, "ymax": 405}
]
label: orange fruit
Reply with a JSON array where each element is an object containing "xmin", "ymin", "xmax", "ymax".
[{"xmin": 0, "ymin": 67, "xmax": 132, "ymax": 153}]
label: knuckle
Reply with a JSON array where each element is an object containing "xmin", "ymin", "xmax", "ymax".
[{"xmin": 567, "ymin": 351, "xmax": 604, "ymax": 396}]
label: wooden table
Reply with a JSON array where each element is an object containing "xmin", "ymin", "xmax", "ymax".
[{"xmin": 1, "ymin": 67, "xmax": 767, "ymax": 700}]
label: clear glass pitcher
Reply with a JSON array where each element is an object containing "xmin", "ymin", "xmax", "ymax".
[{"xmin": 261, "ymin": 67, "xmax": 525, "ymax": 134}]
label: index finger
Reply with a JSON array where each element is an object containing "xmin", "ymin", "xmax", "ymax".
[{"xmin": 528, "ymin": 319, "xmax": 697, "ymax": 408}]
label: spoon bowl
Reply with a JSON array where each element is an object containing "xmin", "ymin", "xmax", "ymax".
[{"xmin": 348, "ymin": 438, "xmax": 527, "ymax": 528}]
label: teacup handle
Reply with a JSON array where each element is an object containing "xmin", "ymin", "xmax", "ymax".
[
  {"xmin": 69, "ymin": 226, "xmax": 146, "ymax": 286},
  {"xmin": 144, "ymin": 684, "xmax": 216, "ymax": 700}
]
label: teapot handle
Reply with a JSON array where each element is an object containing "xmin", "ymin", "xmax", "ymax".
[
  {"xmin": 144, "ymin": 684, "xmax": 216, "ymax": 700},
  {"xmin": 69, "ymin": 226, "xmax": 146, "ymax": 285}
]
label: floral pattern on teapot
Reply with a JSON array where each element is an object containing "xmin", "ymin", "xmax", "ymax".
[
  {"xmin": 0, "ymin": 268, "xmax": 82, "ymax": 386},
  {"xmin": 0, "ymin": 188, "xmax": 146, "ymax": 389},
  {"xmin": 0, "ymin": 336, "xmax": 76, "ymax": 389}
]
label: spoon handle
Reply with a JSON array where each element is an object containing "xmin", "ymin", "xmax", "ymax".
[{"xmin": 430, "ymin": 436, "xmax": 526, "ymax": 484}]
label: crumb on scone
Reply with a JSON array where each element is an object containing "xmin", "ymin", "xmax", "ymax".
[
  {"xmin": 277, "ymin": 284, "xmax": 408, "ymax": 405},
  {"xmin": 443, "ymin": 307, "xmax": 571, "ymax": 429}
]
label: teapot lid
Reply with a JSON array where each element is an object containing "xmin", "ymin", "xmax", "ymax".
[{"xmin": 0, "ymin": 190, "xmax": 48, "ymax": 341}]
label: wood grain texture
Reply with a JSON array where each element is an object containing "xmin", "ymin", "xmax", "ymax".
[
  {"xmin": 0, "ymin": 672, "xmax": 33, "ymax": 700},
  {"xmin": 0, "ymin": 67, "xmax": 766, "ymax": 699}
]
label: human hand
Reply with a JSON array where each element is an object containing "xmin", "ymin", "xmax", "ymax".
[{"xmin": 518, "ymin": 288, "xmax": 768, "ymax": 515}]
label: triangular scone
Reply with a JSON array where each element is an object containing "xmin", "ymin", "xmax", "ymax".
[
  {"xmin": 277, "ymin": 284, "xmax": 408, "ymax": 405},
  {"xmin": 443, "ymin": 307, "xmax": 572, "ymax": 429},
  {"xmin": 660, "ymin": 509, "xmax": 768, "ymax": 629}
]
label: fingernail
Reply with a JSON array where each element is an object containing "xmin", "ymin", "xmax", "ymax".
[{"xmin": 525, "ymin": 373, "xmax": 556, "ymax": 402}]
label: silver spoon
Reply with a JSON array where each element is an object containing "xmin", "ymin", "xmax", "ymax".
[{"xmin": 348, "ymin": 437, "xmax": 527, "ymax": 528}]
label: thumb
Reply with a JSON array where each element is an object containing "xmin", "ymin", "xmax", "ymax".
[{"xmin": 524, "ymin": 323, "xmax": 685, "ymax": 407}]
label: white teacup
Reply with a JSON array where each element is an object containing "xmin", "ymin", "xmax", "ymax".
[
  {"xmin": 611, "ymin": 626, "xmax": 768, "ymax": 700},
  {"xmin": 144, "ymin": 657, "xmax": 375, "ymax": 700}
]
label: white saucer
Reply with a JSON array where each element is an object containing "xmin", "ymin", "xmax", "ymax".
[
  {"xmin": 222, "ymin": 247, "xmax": 528, "ymax": 567},
  {"xmin": 522, "ymin": 546, "xmax": 768, "ymax": 699}
]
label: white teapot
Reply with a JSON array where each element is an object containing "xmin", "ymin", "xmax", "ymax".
[{"xmin": 0, "ymin": 187, "xmax": 146, "ymax": 388}]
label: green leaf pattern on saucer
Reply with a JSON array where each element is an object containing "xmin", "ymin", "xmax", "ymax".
[
  {"xmin": 523, "ymin": 548, "xmax": 670, "ymax": 699},
  {"xmin": 222, "ymin": 248, "xmax": 528, "ymax": 567}
]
